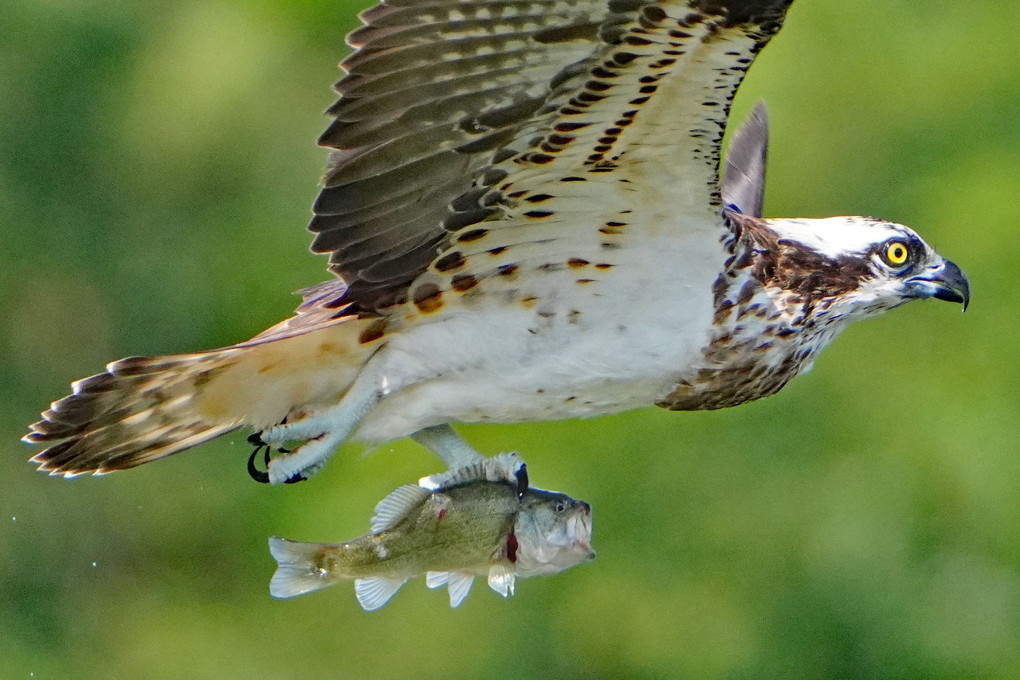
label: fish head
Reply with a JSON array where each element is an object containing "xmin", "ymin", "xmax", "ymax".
[{"xmin": 512, "ymin": 490, "xmax": 595, "ymax": 577}]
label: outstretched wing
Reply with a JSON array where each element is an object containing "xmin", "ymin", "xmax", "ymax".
[
  {"xmin": 722, "ymin": 101, "xmax": 769, "ymax": 218},
  {"xmin": 309, "ymin": 0, "xmax": 793, "ymax": 313}
]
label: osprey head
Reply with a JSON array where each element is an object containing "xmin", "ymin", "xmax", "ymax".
[{"xmin": 761, "ymin": 216, "xmax": 970, "ymax": 317}]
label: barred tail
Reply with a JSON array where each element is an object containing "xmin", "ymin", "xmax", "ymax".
[{"xmin": 24, "ymin": 349, "xmax": 243, "ymax": 477}]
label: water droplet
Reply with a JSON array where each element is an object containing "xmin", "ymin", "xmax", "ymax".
[{"xmin": 91, "ymin": 562, "xmax": 98, "ymax": 568}]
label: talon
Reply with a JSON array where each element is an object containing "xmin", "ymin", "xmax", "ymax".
[
  {"xmin": 514, "ymin": 463, "xmax": 529, "ymax": 499},
  {"xmin": 247, "ymin": 432, "xmax": 266, "ymax": 446},
  {"xmin": 247, "ymin": 446, "xmax": 269, "ymax": 484}
]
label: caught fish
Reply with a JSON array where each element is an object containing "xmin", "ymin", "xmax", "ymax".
[{"xmin": 269, "ymin": 453, "xmax": 594, "ymax": 610}]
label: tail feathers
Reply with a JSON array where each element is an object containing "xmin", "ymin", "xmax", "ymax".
[
  {"xmin": 24, "ymin": 350, "xmax": 242, "ymax": 477},
  {"xmin": 268, "ymin": 537, "xmax": 338, "ymax": 599}
]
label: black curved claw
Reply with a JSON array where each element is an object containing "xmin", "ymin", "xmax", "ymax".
[
  {"xmin": 514, "ymin": 463, "xmax": 529, "ymax": 499},
  {"xmin": 246, "ymin": 428, "xmax": 297, "ymax": 483},
  {"xmin": 247, "ymin": 445, "xmax": 270, "ymax": 484}
]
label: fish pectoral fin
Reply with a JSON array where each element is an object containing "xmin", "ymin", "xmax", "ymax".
[
  {"xmin": 487, "ymin": 563, "xmax": 516, "ymax": 598},
  {"xmin": 447, "ymin": 571, "xmax": 475, "ymax": 608},
  {"xmin": 354, "ymin": 576, "xmax": 405, "ymax": 611},
  {"xmin": 426, "ymin": 571, "xmax": 449, "ymax": 589},
  {"xmin": 267, "ymin": 536, "xmax": 334, "ymax": 599},
  {"xmin": 371, "ymin": 485, "xmax": 430, "ymax": 533}
]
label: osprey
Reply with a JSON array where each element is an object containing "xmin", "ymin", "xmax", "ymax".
[{"xmin": 26, "ymin": 0, "xmax": 969, "ymax": 484}]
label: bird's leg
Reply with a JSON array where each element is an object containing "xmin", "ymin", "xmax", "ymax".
[
  {"xmin": 256, "ymin": 360, "xmax": 391, "ymax": 484},
  {"xmin": 411, "ymin": 425, "xmax": 529, "ymax": 496},
  {"xmin": 411, "ymin": 424, "xmax": 485, "ymax": 470}
]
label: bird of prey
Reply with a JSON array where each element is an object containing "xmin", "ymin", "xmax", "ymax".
[{"xmin": 25, "ymin": 0, "xmax": 969, "ymax": 484}]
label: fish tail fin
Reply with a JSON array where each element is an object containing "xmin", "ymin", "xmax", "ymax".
[{"xmin": 268, "ymin": 536, "xmax": 337, "ymax": 599}]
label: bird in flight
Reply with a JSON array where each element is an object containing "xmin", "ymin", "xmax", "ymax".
[{"xmin": 26, "ymin": 0, "xmax": 969, "ymax": 484}]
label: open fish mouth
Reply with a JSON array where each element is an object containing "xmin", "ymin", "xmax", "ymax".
[
  {"xmin": 512, "ymin": 497, "xmax": 596, "ymax": 576},
  {"xmin": 567, "ymin": 507, "xmax": 596, "ymax": 559}
]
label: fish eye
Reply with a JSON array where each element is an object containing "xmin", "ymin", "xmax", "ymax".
[
  {"xmin": 554, "ymin": 501, "xmax": 567, "ymax": 513},
  {"xmin": 882, "ymin": 240, "xmax": 910, "ymax": 267}
]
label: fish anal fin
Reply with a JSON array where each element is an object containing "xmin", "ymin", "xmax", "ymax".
[
  {"xmin": 354, "ymin": 576, "xmax": 405, "ymax": 611},
  {"xmin": 447, "ymin": 571, "xmax": 475, "ymax": 608},
  {"xmin": 426, "ymin": 571, "xmax": 449, "ymax": 589}
]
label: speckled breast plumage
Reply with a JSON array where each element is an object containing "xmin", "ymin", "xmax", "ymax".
[{"xmin": 658, "ymin": 212, "xmax": 842, "ymax": 411}]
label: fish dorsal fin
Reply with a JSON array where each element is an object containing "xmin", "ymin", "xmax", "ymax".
[
  {"xmin": 487, "ymin": 563, "xmax": 516, "ymax": 598},
  {"xmin": 722, "ymin": 101, "xmax": 769, "ymax": 218},
  {"xmin": 425, "ymin": 571, "xmax": 449, "ymax": 589},
  {"xmin": 371, "ymin": 484, "xmax": 429, "ymax": 533},
  {"xmin": 446, "ymin": 571, "xmax": 475, "ymax": 608},
  {"xmin": 354, "ymin": 576, "xmax": 405, "ymax": 611},
  {"xmin": 420, "ymin": 452, "xmax": 525, "ymax": 492}
]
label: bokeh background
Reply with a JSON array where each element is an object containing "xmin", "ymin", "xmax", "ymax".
[{"xmin": 2, "ymin": 1, "xmax": 1017, "ymax": 678}]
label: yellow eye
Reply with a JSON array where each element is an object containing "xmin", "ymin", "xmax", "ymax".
[{"xmin": 885, "ymin": 241, "xmax": 909, "ymax": 266}]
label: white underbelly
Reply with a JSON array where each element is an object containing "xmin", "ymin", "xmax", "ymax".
[
  {"xmin": 356, "ymin": 355, "xmax": 673, "ymax": 442},
  {"xmin": 352, "ymin": 272, "xmax": 716, "ymax": 443}
]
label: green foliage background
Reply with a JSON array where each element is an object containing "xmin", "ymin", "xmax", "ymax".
[{"xmin": 2, "ymin": 1, "xmax": 1017, "ymax": 678}]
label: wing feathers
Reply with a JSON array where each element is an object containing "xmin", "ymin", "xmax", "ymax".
[
  {"xmin": 316, "ymin": 152, "xmax": 461, "ymax": 209},
  {"xmin": 311, "ymin": 0, "xmax": 608, "ymax": 311},
  {"xmin": 722, "ymin": 101, "xmax": 768, "ymax": 217},
  {"xmin": 310, "ymin": 0, "xmax": 792, "ymax": 313}
]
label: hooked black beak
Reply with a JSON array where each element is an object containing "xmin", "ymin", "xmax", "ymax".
[{"xmin": 907, "ymin": 259, "xmax": 970, "ymax": 311}]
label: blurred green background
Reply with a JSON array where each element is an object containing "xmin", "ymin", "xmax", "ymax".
[{"xmin": 2, "ymin": 1, "xmax": 1017, "ymax": 678}]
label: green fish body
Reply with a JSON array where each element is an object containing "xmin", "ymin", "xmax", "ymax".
[{"xmin": 269, "ymin": 454, "xmax": 594, "ymax": 609}]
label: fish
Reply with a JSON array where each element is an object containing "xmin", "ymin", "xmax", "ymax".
[{"xmin": 268, "ymin": 453, "xmax": 594, "ymax": 610}]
